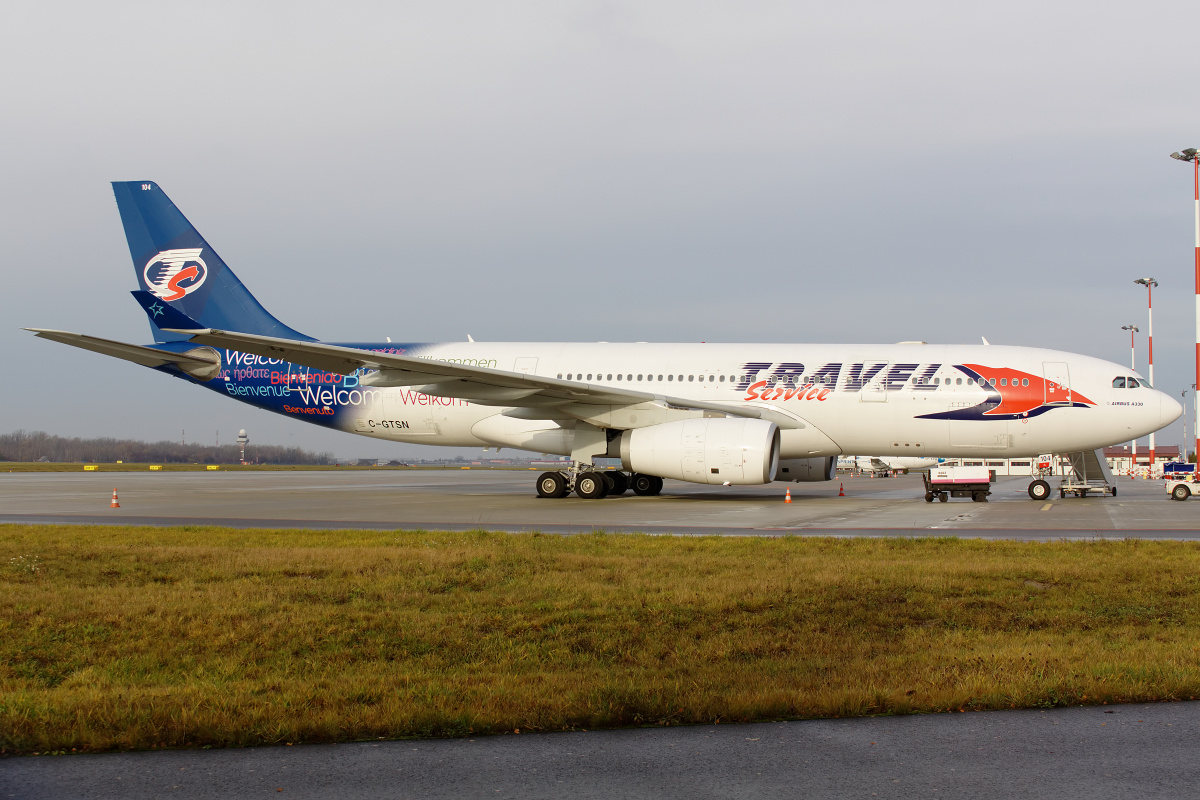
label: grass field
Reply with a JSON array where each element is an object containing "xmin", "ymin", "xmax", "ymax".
[
  {"xmin": 0, "ymin": 463, "xmax": 521, "ymax": 473},
  {"xmin": 3, "ymin": 524, "xmax": 1199, "ymax": 754}
]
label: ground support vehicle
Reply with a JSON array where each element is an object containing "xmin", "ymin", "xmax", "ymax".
[
  {"xmin": 923, "ymin": 466, "xmax": 992, "ymax": 503},
  {"xmin": 1166, "ymin": 476, "xmax": 1200, "ymax": 501},
  {"xmin": 1050, "ymin": 449, "xmax": 1117, "ymax": 499}
]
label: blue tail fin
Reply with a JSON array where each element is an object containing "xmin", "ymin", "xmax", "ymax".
[{"xmin": 113, "ymin": 181, "xmax": 314, "ymax": 343}]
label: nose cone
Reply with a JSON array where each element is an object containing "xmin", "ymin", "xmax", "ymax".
[{"xmin": 1160, "ymin": 391, "xmax": 1184, "ymax": 429}]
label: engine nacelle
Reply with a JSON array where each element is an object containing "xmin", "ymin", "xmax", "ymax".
[
  {"xmin": 619, "ymin": 418, "xmax": 780, "ymax": 485},
  {"xmin": 776, "ymin": 456, "xmax": 837, "ymax": 482}
]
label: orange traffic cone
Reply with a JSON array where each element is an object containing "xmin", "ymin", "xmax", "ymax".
[
  {"xmin": 110, "ymin": 488, "xmax": 120, "ymax": 508},
  {"xmin": 784, "ymin": 487, "xmax": 792, "ymax": 503},
  {"xmin": 838, "ymin": 483, "xmax": 845, "ymax": 497}
]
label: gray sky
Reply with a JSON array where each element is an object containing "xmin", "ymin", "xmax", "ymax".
[{"xmin": 3, "ymin": 1, "xmax": 1199, "ymax": 459}]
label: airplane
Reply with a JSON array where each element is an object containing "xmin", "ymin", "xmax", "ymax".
[
  {"xmin": 838, "ymin": 456, "xmax": 946, "ymax": 473},
  {"xmin": 26, "ymin": 181, "xmax": 1182, "ymax": 501}
]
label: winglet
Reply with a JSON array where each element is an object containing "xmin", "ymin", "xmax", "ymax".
[{"xmin": 131, "ymin": 290, "xmax": 208, "ymax": 332}]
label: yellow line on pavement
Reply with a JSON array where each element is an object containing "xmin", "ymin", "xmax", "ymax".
[{"xmin": 1040, "ymin": 503, "xmax": 1054, "ymax": 511}]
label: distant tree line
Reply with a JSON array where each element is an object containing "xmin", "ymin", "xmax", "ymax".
[{"xmin": 0, "ymin": 431, "xmax": 332, "ymax": 465}]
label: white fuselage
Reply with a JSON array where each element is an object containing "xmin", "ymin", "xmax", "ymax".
[{"xmin": 306, "ymin": 341, "xmax": 1179, "ymax": 460}]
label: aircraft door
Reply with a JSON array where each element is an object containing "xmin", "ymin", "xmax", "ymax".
[
  {"xmin": 1043, "ymin": 362, "xmax": 1072, "ymax": 406},
  {"xmin": 513, "ymin": 357, "xmax": 538, "ymax": 375}
]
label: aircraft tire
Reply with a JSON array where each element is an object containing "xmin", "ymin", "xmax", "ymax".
[
  {"xmin": 631, "ymin": 474, "xmax": 658, "ymax": 496},
  {"xmin": 1028, "ymin": 480, "xmax": 1051, "ymax": 500},
  {"xmin": 607, "ymin": 471, "xmax": 629, "ymax": 496},
  {"xmin": 536, "ymin": 472, "xmax": 568, "ymax": 498},
  {"xmin": 576, "ymin": 471, "xmax": 609, "ymax": 499}
]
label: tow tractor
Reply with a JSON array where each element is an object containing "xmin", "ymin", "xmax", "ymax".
[
  {"xmin": 1166, "ymin": 473, "xmax": 1200, "ymax": 501},
  {"xmin": 923, "ymin": 466, "xmax": 993, "ymax": 503}
]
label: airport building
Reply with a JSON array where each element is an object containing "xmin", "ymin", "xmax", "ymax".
[{"xmin": 933, "ymin": 446, "xmax": 1183, "ymax": 476}]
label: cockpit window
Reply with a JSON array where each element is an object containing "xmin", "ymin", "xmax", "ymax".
[
  {"xmin": 1128, "ymin": 377, "xmax": 1143, "ymax": 388},
  {"xmin": 1113, "ymin": 377, "xmax": 1126, "ymax": 388}
]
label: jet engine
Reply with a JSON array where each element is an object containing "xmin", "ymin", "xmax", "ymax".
[{"xmin": 618, "ymin": 418, "xmax": 780, "ymax": 485}]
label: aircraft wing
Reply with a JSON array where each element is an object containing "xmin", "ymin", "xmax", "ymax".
[{"xmin": 169, "ymin": 325, "xmax": 802, "ymax": 425}]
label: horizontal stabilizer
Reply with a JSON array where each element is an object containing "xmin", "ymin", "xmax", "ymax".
[{"xmin": 24, "ymin": 328, "xmax": 223, "ymax": 380}]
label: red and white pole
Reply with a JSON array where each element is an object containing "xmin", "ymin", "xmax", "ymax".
[
  {"xmin": 1170, "ymin": 150, "xmax": 1199, "ymax": 464},
  {"xmin": 1148, "ymin": 282, "xmax": 1155, "ymax": 470},
  {"xmin": 1194, "ymin": 155, "xmax": 1199, "ymax": 465},
  {"xmin": 1124, "ymin": 324, "xmax": 1138, "ymax": 464}
]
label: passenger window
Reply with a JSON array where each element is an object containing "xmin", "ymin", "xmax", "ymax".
[
  {"xmin": 668, "ymin": 375, "xmax": 673, "ymax": 381},
  {"xmin": 1113, "ymin": 377, "xmax": 1126, "ymax": 388},
  {"xmin": 606, "ymin": 374, "xmax": 612, "ymax": 381},
  {"xmin": 689, "ymin": 375, "xmax": 694, "ymax": 382},
  {"xmin": 587, "ymin": 374, "xmax": 592, "ymax": 380},
  {"xmin": 956, "ymin": 378, "xmax": 962, "ymax": 385},
  {"xmin": 1000, "ymin": 378, "xmax": 1007, "ymax": 386},
  {"xmin": 719, "ymin": 375, "xmax": 725, "ymax": 382},
  {"xmin": 1021, "ymin": 378, "xmax": 1028, "ymax": 387},
  {"xmin": 988, "ymin": 378, "xmax": 996, "ymax": 386},
  {"xmin": 616, "ymin": 374, "xmax": 622, "ymax": 381},
  {"xmin": 567, "ymin": 373, "xmax": 572, "ymax": 380},
  {"xmin": 557, "ymin": 373, "xmax": 562, "ymax": 379},
  {"xmin": 627, "ymin": 374, "xmax": 632, "ymax": 381}
]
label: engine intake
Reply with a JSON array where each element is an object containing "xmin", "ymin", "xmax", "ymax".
[{"xmin": 619, "ymin": 418, "xmax": 780, "ymax": 485}]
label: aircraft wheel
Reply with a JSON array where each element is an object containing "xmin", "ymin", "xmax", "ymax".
[
  {"xmin": 650, "ymin": 476, "xmax": 664, "ymax": 495},
  {"xmin": 924, "ymin": 492, "xmax": 934, "ymax": 503},
  {"xmin": 607, "ymin": 471, "xmax": 629, "ymax": 496},
  {"xmin": 1028, "ymin": 480, "xmax": 1051, "ymax": 501},
  {"xmin": 536, "ymin": 472, "xmax": 568, "ymax": 498},
  {"xmin": 576, "ymin": 471, "xmax": 609, "ymax": 499},
  {"xmin": 1172, "ymin": 484, "xmax": 1190, "ymax": 501},
  {"xmin": 631, "ymin": 473, "xmax": 659, "ymax": 496}
]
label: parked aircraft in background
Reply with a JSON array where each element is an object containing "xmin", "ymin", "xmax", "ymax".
[
  {"xmin": 27, "ymin": 182, "xmax": 1182, "ymax": 500},
  {"xmin": 838, "ymin": 456, "xmax": 946, "ymax": 473}
]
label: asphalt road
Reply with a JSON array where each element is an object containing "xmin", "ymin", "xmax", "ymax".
[
  {"xmin": 1, "ymin": 469, "xmax": 1196, "ymax": 538},
  {"xmin": 4, "ymin": 701, "xmax": 1197, "ymax": 799}
]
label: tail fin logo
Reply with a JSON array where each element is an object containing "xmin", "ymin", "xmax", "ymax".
[{"xmin": 143, "ymin": 248, "xmax": 208, "ymax": 301}]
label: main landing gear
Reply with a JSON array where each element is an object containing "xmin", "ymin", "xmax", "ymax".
[{"xmin": 536, "ymin": 466, "xmax": 663, "ymax": 499}]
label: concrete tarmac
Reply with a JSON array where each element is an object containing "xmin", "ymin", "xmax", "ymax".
[
  {"xmin": 4, "ymin": 701, "xmax": 1198, "ymax": 799},
  {"xmin": 1, "ymin": 469, "xmax": 1197, "ymax": 538}
]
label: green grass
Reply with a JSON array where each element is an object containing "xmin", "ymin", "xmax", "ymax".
[
  {"xmin": 2, "ymin": 524, "xmax": 1199, "ymax": 754},
  {"xmin": 0, "ymin": 463, "xmax": 525, "ymax": 472}
]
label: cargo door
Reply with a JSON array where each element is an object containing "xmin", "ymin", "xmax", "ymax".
[{"xmin": 1043, "ymin": 362, "xmax": 1072, "ymax": 406}]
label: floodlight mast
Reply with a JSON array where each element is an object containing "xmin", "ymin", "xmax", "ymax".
[
  {"xmin": 1123, "ymin": 324, "xmax": 1140, "ymax": 462},
  {"xmin": 1170, "ymin": 148, "xmax": 1200, "ymax": 462},
  {"xmin": 1135, "ymin": 278, "xmax": 1158, "ymax": 468}
]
